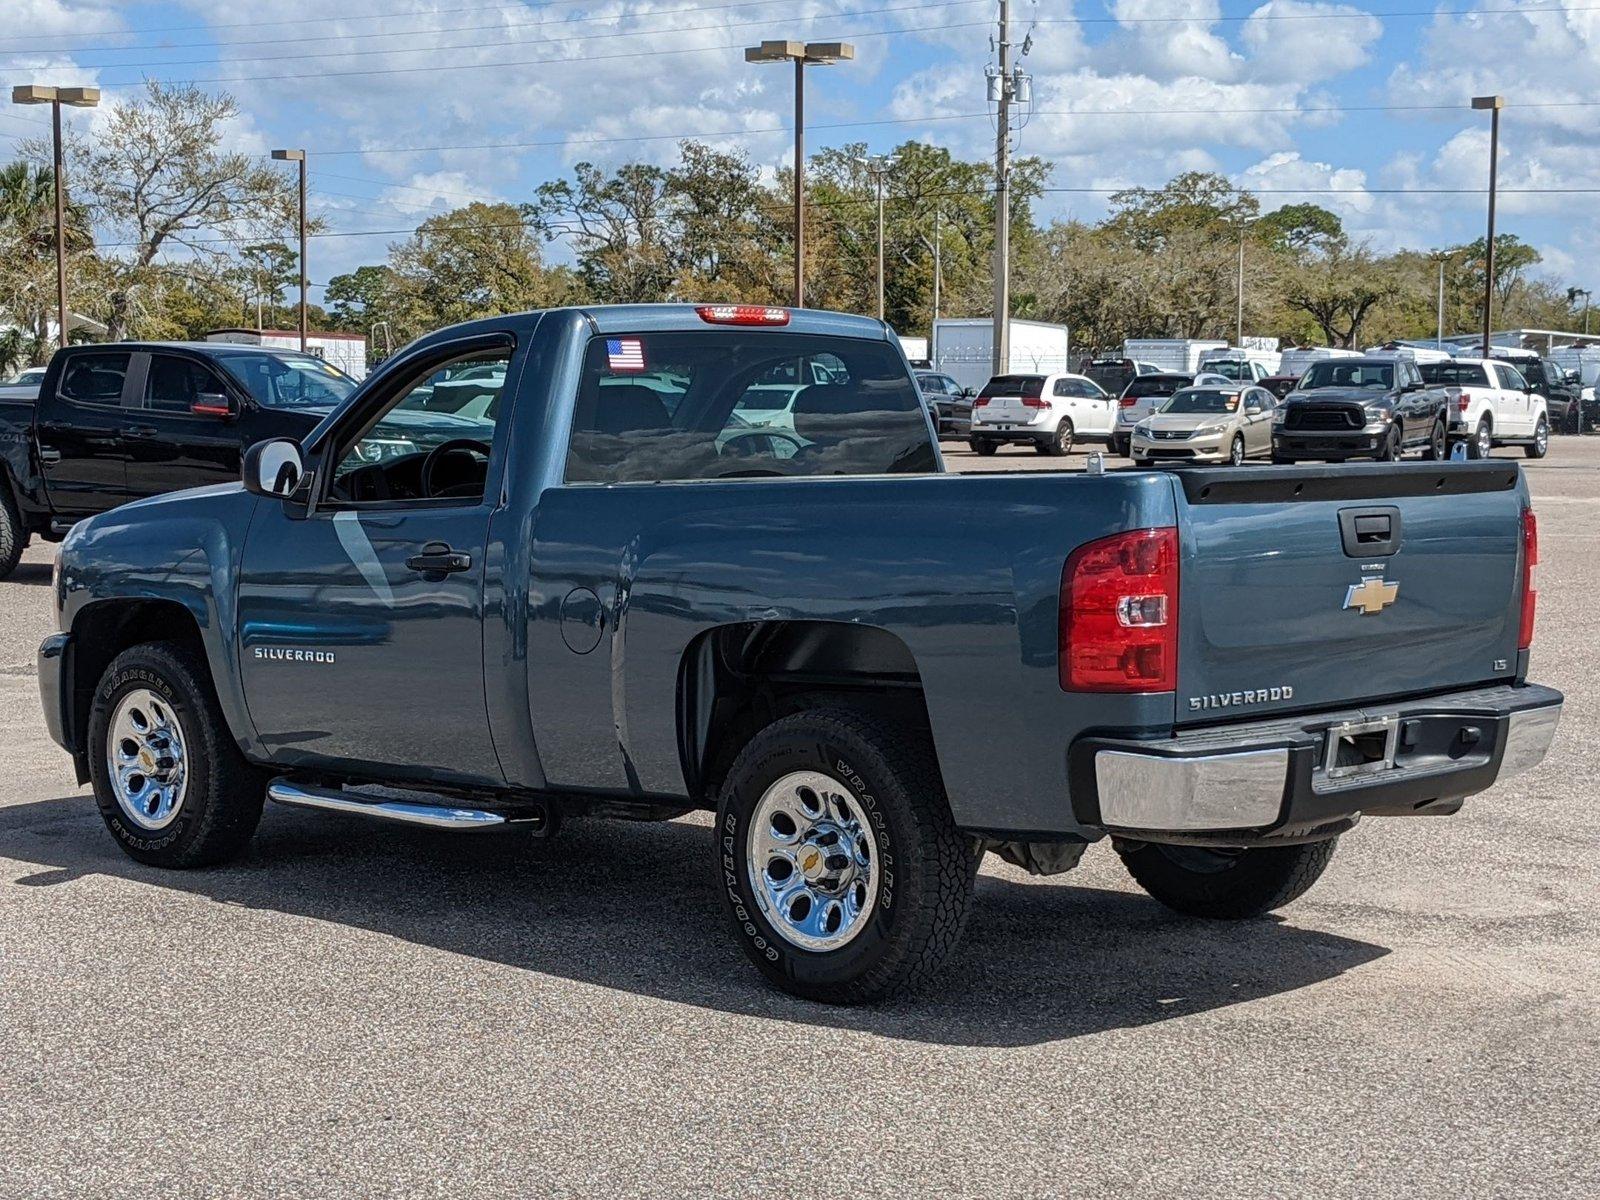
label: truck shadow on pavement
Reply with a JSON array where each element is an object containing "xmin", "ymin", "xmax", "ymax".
[
  {"xmin": 3, "ymin": 796, "xmax": 1389, "ymax": 1047},
  {"xmin": 3, "ymin": 562, "xmax": 52, "ymax": 586}
]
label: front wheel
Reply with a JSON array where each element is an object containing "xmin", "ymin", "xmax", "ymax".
[
  {"xmin": 1117, "ymin": 838, "xmax": 1339, "ymax": 919},
  {"xmin": 1376, "ymin": 424, "xmax": 1401, "ymax": 462},
  {"xmin": 1039, "ymin": 418, "xmax": 1074, "ymax": 456},
  {"xmin": 1422, "ymin": 417, "xmax": 1447, "ymax": 460},
  {"xmin": 1227, "ymin": 434, "xmax": 1245, "ymax": 466},
  {"xmin": 715, "ymin": 708, "xmax": 978, "ymax": 1004},
  {"xmin": 87, "ymin": 641, "xmax": 266, "ymax": 868},
  {"xmin": 1525, "ymin": 416, "xmax": 1549, "ymax": 459}
]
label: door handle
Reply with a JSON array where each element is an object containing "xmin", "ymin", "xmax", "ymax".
[
  {"xmin": 121, "ymin": 425, "xmax": 159, "ymax": 440},
  {"xmin": 39, "ymin": 448, "xmax": 61, "ymax": 465},
  {"xmin": 405, "ymin": 542, "xmax": 472, "ymax": 574}
]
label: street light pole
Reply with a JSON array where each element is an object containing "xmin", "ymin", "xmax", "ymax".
[
  {"xmin": 1437, "ymin": 255, "xmax": 1447, "ymax": 348},
  {"xmin": 12, "ymin": 85, "xmax": 99, "ymax": 353},
  {"xmin": 272, "ymin": 149, "xmax": 308, "ymax": 351},
  {"xmin": 1235, "ymin": 230, "xmax": 1245, "ymax": 347},
  {"xmin": 744, "ymin": 40, "xmax": 854, "ymax": 309},
  {"xmin": 1472, "ymin": 95, "xmax": 1504, "ymax": 359}
]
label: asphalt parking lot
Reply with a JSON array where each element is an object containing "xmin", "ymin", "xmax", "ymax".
[{"xmin": 3, "ymin": 441, "xmax": 1597, "ymax": 1199}]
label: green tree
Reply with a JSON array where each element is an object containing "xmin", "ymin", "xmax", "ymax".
[
  {"xmin": 1255, "ymin": 203, "xmax": 1345, "ymax": 255},
  {"xmin": 1281, "ymin": 244, "xmax": 1394, "ymax": 347},
  {"xmin": 0, "ymin": 159, "xmax": 92, "ymax": 361}
]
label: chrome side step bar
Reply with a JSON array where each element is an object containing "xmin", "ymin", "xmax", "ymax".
[{"xmin": 267, "ymin": 778, "xmax": 527, "ymax": 831}]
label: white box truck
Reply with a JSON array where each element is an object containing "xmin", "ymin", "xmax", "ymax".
[
  {"xmin": 932, "ymin": 318, "xmax": 1071, "ymax": 395},
  {"xmin": 1122, "ymin": 338, "xmax": 1227, "ymax": 375}
]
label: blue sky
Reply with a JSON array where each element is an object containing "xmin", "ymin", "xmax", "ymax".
[{"xmin": 3, "ymin": 0, "xmax": 1598, "ymax": 301}]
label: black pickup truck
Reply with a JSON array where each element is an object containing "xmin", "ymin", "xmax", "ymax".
[{"xmin": 0, "ymin": 342, "xmax": 497, "ymax": 578}]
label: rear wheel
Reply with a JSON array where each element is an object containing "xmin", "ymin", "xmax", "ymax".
[
  {"xmin": 1422, "ymin": 417, "xmax": 1447, "ymax": 460},
  {"xmin": 1525, "ymin": 416, "xmax": 1549, "ymax": 459},
  {"xmin": 0, "ymin": 485, "xmax": 26, "ymax": 581},
  {"xmin": 970, "ymin": 438, "xmax": 997, "ymax": 457},
  {"xmin": 1039, "ymin": 419, "xmax": 1074, "ymax": 456},
  {"xmin": 715, "ymin": 707, "xmax": 979, "ymax": 1004},
  {"xmin": 1117, "ymin": 838, "xmax": 1339, "ymax": 919},
  {"xmin": 1467, "ymin": 418, "xmax": 1493, "ymax": 459},
  {"xmin": 87, "ymin": 641, "xmax": 266, "ymax": 868}
]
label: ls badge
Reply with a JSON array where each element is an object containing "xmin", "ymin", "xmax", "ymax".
[{"xmin": 1344, "ymin": 575, "xmax": 1399, "ymax": 615}]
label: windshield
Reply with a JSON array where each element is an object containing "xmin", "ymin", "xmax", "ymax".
[
  {"xmin": 220, "ymin": 352, "xmax": 357, "ymax": 409},
  {"xmin": 1159, "ymin": 389, "xmax": 1241, "ymax": 415},
  {"xmin": 1299, "ymin": 361, "xmax": 1394, "ymax": 390}
]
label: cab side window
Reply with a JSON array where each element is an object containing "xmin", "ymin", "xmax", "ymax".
[
  {"xmin": 58, "ymin": 352, "xmax": 130, "ymax": 406},
  {"xmin": 145, "ymin": 355, "xmax": 227, "ymax": 415},
  {"xmin": 327, "ymin": 346, "xmax": 512, "ymax": 506},
  {"xmin": 1499, "ymin": 364, "xmax": 1528, "ymax": 391}
]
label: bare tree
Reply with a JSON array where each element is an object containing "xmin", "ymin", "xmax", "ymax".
[{"xmin": 32, "ymin": 81, "xmax": 299, "ymax": 339}]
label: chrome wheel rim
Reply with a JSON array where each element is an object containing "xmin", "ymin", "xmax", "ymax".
[
  {"xmin": 1478, "ymin": 424, "xmax": 1492, "ymax": 457},
  {"xmin": 1230, "ymin": 437, "xmax": 1243, "ymax": 465},
  {"xmin": 747, "ymin": 770, "xmax": 878, "ymax": 952},
  {"xmin": 107, "ymin": 688, "xmax": 188, "ymax": 831},
  {"xmin": 1535, "ymin": 421, "xmax": 1548, "ymax": 453}
]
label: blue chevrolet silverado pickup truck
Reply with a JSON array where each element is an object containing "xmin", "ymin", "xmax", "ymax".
[{"xmin": 38, "ymin": 303, "xmax": 1562, "ymax": 1003}]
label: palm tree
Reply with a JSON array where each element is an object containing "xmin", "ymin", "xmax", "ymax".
[{"xmin": 0, "ymin": 160, "xmax": 91, "ymax": 360}]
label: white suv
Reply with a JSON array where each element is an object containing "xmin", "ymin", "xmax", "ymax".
[
  {"xmin": 1419, "ymin": 358, "xmax": 1550, "ymax": 459},
  {"xmin": 968, "ymin": 372, "xmax": 1113, "ymax": 456}
]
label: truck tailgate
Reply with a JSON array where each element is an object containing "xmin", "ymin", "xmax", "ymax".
[{"xmin": 1173, "ymin": 462, "xmax": 1527, "ymax": 726}]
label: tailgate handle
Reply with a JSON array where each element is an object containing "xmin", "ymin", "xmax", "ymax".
[{"xmin": 1338, "ymin": 506, "xmax": 1401, "ymax": 557}]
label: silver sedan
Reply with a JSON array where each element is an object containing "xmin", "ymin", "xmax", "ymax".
[{"xmin": 1130, "ymin": 385, "xmax": 1277, "ymax": 466}]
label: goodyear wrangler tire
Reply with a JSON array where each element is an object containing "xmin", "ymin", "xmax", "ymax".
[
  {"xmin": 1116, "ymin": 837, "xmax": 1339, "ymax": 920},
  {"xmin": 87, "ymin": 641, "xmax": 266, "ymax": 868},
  {"xmin": 715, "ymin": 707, "xmax": 979, "ymax": 1004}
]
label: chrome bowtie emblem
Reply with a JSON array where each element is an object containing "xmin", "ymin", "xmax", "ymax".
[{"xmin": 1344, "ymin": 575, "xmax": 1399, "ymax": 615}]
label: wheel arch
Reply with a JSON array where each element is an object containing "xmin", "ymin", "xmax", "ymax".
[
  {"xmin": 676, "ymin": 619, "xmax": 941, "ymax": 807},
  {"xmin": 67, "ymin": 599, "xmax": 219, "ymax": 778}
]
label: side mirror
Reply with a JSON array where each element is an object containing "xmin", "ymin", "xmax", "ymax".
[
  {"xmin": 190, "ymin": 392, "xmax": 239, "ymax": 419},
  {"xmin": 962, "ymin": 387, "xmax": 975, "ymax": 398},
  {"xmin": 243, "ymin": 438, "xmax": 305, "ymax": 499}
]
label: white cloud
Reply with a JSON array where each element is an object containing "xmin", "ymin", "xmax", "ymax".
[{"xmin": 1241, "ymin": 1, "xmax": 1382, "ymax": 84}]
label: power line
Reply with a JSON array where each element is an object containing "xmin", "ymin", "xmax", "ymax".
[
  {"xmin": 15, "ymin": 0, "xmax": 987, "ymax": 73},
  {"xmin": 41, "ymin": 19, "xmax": 994, "ymax": 87},
  {"xmin": 1, "ymin": 0, "xmax": 1593, "ymax": 52}
]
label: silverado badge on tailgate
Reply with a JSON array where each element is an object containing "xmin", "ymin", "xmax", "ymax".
[{"xmin": 1344, "ymin": 576, "xmax": 1399, "ymax": 615}]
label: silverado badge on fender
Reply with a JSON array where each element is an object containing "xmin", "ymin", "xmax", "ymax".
[{"xmin": 1344, "ymin": 576, "xmax": 1399, "ymax": 615}]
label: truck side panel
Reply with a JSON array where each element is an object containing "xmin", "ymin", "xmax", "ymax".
[{"xmin": 521, "ymin": 471, "xmax": 1179, "ymax": 835}]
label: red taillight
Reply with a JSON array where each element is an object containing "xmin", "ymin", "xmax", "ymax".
[
  {"xmin": 695, "ymin": 304, "xmax": 789, "ymax": 326},
  {"xmin": 1021, "ymin": 393, "xmax": 1048, "ymax": 409},
  {"xmin": 1519, "ymin": 506, "xmax": 1538, "ymax": 650},
  {"xmin": 1060, "ymin": 527, "xmax": 1179, "ymax": 692},
  {"xmin": 1455, "ymin": 388, "xmax": 1472, "ymax": 413},
  {"xmin": 973, "ymin": 395, "xmax": 990, "ymax": 407},
  {"xmin": 1119, "ymin": 395, "xmax": 1138, "ymax": 408}
]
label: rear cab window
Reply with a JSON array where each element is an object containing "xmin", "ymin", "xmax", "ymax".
[
  {"xmin": 57, "ymin": 352, "xmax": 131, "ymax": 406},
  {"xmin": 565, "ymin": 332, "xmax": 936, "ymax": 483},
  {"xmin": 1420, "ymin": 362, "xmax": 1490, "ymax": 387}
]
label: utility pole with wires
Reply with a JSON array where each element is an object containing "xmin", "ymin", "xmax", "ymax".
[
  {"xmin": 856, "ymin": 153, "xmax": 897, "ymax": 321},
  {"xmin": 987, "ymin": 0, "xmax": 1032, "ymax": 376}
]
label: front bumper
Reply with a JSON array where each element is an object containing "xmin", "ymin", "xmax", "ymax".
[
  {"xmin": 38, "ymin": 632, "xmax": 74, "ymax": 754},
  {"xmin": 1131, "ymin": 432, "xmax": 1228, "ymax": 461},
  {"xmin": 1273, "ymin": 421, "xmax": 1389, "ymax": 459},
  {"xmin": 1071, "ymin": 683, "xmax": 1562, "ymax": 846}
]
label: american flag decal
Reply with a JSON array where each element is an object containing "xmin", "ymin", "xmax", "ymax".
[{"xmin": 606, "ymin": 338, "xmax": 645, "ymax": 372}]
